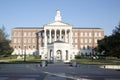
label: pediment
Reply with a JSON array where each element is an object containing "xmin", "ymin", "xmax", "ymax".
[{"xmin": 45, "ymin": 21, "xmax": 71, "ymax": 26}]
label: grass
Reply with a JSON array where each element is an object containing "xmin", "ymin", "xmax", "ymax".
[
  {"xmin": 76, "ymin": 57, "xmax": 120, "ymax": 65},
  {"xmin": 0, "ymin": 55, "xmax": 41, "ymax": 64}
]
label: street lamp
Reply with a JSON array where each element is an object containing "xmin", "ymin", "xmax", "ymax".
[{"xmin": 24, "ymin": 46, "xmax": 26, "ymax": 62}]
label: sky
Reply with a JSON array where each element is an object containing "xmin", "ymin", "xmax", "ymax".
[{"xmin": 0, "ymin": 0, "xmax": 120, "ymax": 39}]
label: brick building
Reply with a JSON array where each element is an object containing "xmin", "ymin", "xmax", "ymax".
[{"xmin": 11, "ymin": 10, "xmax": 104, "ymax": 62}]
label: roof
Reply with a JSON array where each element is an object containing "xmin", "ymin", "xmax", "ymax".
[
  {"xmin": 73, "ymin": 27, "xmax": 103, "ymax": 29},
  {"xmin": 13, "ymin": 27, "xmax": 43, "ymax": 29}
]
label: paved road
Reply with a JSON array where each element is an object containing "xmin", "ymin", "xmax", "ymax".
[{"xmin": 0, "ymin": 63, "xmax": 120, "ymax": 80}]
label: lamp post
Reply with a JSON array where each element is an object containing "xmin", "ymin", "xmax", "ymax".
[{"xmin": 24, "ymin": 46, "xmax": 26, "ymax": 62}]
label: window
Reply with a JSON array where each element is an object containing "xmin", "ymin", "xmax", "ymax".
[
  {"xmin": 28, "ymin": 45, "xmax": 31, "ymax": 48},
  {"xmin": 75, "ymin": 45, "xmax": 78, "ymax": 48},
  {"xmin": 80, "ymin": 45, "xmax": 83, "ymax": 49},
  {"xmin": 28, "ymin": 38, "xmax": 31, "ymax": 43},
  {"xmin": 89, "ymin": 32, "xmax": 92, "ymax": 37},
  {"xmin": 85, "ymin": 45, "xmax": 87, "ymax": 49},
  {"xmin": 80, "ymin": 39, "xmax": 83, "ymax": 43},
  {"xmin": 95, "ymin": 39, "xmax": 98, "ymax": 43},
  {"xmin": 99, "ymin": 32, "xmax": 101, "ymax": 37},
  {"xmin": 75, "ymin": 39, "xmax": 78, "ymax": 43},
  {"xmin": 14, "ymin": 32, "xmax": 17, "ymax": 36},
  {"xmin": 32, "ymin": 39, "xmax": 35, "ymax": 43},
  {"xmin": 32, "ymin": 32, "xmax": 36, "ymax": 36},
  {"xmin": 85, "ymin": 32, "xmax": 87, "ymax": 37},
  {"xmin": 75, "ymin": 32, "xmax": 78, "ymax": 36},
  {"xmin": 28, "ymin": 32, "xmax": 31, "ymax": 36},
  {"xmin": 85, "ymin": 39, "xmax": 88, "ymax": 43},
  {"xmin": 33, "ymin": 46, "xmax": 35, "ymax": 48},
  {"xmin": 18, "ymin": 46, "xmax": 20, "ymax": 48},
  {"xmin": 24, "ymin": 38, "xmax": 26, "ymax": 43},
  {"xmin": 24, "ymin": 32, "xmax": 27, "ymax": 36},
  {"xmin": 95, "ymin": 32, "xmax": 97, "ymax": 37},
  {"xmin": 18, "ymin": 38, "xmax": 21, "ymax": 43},
  {"xmin": 18, "ymin": 32, "xmax": 21, "ymax": 36},
  {"xmin": 80, "ymin": 32, "xmax": 83, "ymax": 37},
  {"xmin": 14, "ymin": 38, "xmax": 17, "ymax": 43},
  {"xmin": 89, "ymin": 39, "xmax": 92, "ymax": 43}
]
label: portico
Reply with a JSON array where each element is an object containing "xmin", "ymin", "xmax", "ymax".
[{"xmin": 40, "ymin": 10, "xmax": 76, "ymax": 62}]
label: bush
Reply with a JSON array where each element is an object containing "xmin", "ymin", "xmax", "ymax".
[
  {"xmin": 75, "ymin": 55, "xmax": 81, "ymax": 59},
  {"xmin": 34, "ymin": 55, "xmax": 41, "ymax": 59}
]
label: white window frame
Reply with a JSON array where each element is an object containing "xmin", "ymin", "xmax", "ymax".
[
  {"xmin": 80, "ymin": 39, "xmax": 83, "ymax": 43},
  {"xmin": 24, "ymin": 32, "xmax": 27, "ymax": 36},
  {"xmin": 14, "ymin": 38, "xmax": 17, "ymax": 43}
]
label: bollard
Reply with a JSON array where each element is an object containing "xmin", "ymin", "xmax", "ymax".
[
  {"xmin": 71, "ymin": 61, "xmax": 77, "ymax": 67},
  {"xmin": 40, "ymin": 60, "xmax": 46, "ymax": 67}
]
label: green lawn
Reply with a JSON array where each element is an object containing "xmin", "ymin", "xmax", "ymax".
[
  {"xmin": 0, "ymin": 55, "xmax": 41, "ymax": 63},
  {"xmin": 76, "ymin": 57, "xmax": 120, "ymax": 65}
]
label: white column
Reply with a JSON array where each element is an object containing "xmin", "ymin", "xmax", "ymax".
[
  {"xmin": 65, "ymin": 30, "xmax": 67, "ymax": 42},
  {"xmin": 49, "ymin": 29, "xmax": 51, "ymax": 43},
  {"xmin": 55, "ymin": 29, "xmax": 56, "ymax": 41},
  {"xmin": 43, "ymin": 29, "xmax": 47, "ymax": 60},
  {"xmin": 60, "ymin": 29, "xmax": 61, "ymax": 40},
  {"xmin": 44, "ymin": 29, "xmax": 47, "ymax": 47}
]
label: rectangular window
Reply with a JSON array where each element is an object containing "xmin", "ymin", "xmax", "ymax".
[
  {"xmin": 14, "ymin": 32, "xmax": 17, "ymax": 36},
  {"xmin": 85, "ymin": 39, "xmax": 88, "ymax": 43},
  {"xmin": 24, "ymin": 32, "xmax": 26, "ymax": 36},
  {"xmin": 99, "ymin": 32, "xmax": 101, "ymax": 37},
  {"xmin": 14, "ymin": 38, "xmax": 17, "ymax": 43},
  {"xmin": 95, "ymin": 32, "xmax": 97, "ymax": 37},
  {"xmin": 18, "ymin": 38, "xmax": 21, "ymax": 43},
  {"xmin": 80, "ymin": 45, "xmax": 83, "ymax": 49},
  {"xmin": 85, "ymin": 32, "xmax": 87, "ymax": 37},
  {"xmin": 75, "ymin": 32, "xmax": 78, "ymax": 36},
  {"xmin": 28, "ymin": 32, "xmax": 31, "ymax": 36},
  {"xmin": 75, "ymin": 45, "xmax": 78, "ymax": 48},
  {"xmin": 89, "ymin": 39, "xmax": 92, "ymax": 43},
  {"xmin": 89, "ymin": 32, "xmax": 92, "ymax": 37},
  {"xmin": 80, "ymin": 32, "xmax": 83, "ymax": 37},
  {"xmin": 24, "ymin": 38, "xmax": 26, "ymax": 43},
  {"xmin": 95, "ymin": 39, "xmax": 98, "ymax": 43},
  {"xmin": 32, "ymin": 32, "xmax": 36, "ymax": 36},
  {"xmin": 32, "ymin": 39, "xmax": 35, "ymax": 43},
  {"xmin": 75, "ymin": 39, "xmax": 78, "ymax": 43},
  {"xmin": 18, "ymin": 32, "xmax": 21, "ymax": 36},
  {"xmin": 80, "ymin": 39, "xmax": 83, "ymax": 43},
  {"xmin": 28, "ymin": 38, "xmax": 31, "ymax": 43}
]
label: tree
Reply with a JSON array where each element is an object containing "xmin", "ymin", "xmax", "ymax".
[
  {"xmin": 95, "ymin": 23, "xmax": 120, "ymax": 58},
  {"xmin": 0, "ymin": 26, "xmax": 13, "ymax": 56}
]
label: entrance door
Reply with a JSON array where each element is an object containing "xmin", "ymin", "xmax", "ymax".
[{"xmin": 56, "ymin": 50, "xmax": 62, "ymax": 62}]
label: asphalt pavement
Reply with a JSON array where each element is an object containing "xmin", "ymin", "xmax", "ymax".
[{"xmin": 0, "ymin": 63, "xmax": 120, "ymax": 80}]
